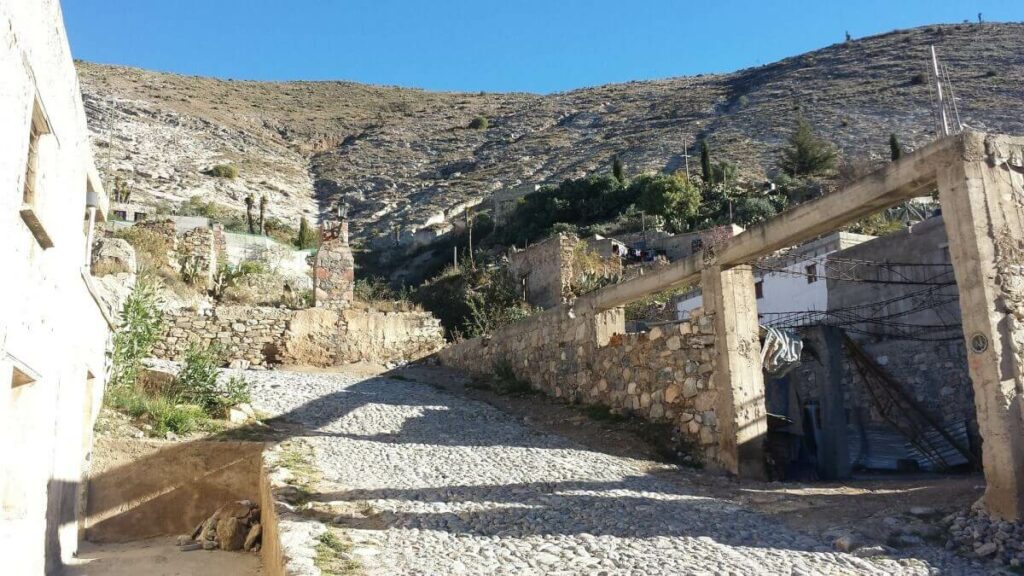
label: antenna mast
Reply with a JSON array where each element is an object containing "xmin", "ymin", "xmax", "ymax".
[{"xmin": 929, "ymin": 46, "xmax": 963, "ymax": 138}]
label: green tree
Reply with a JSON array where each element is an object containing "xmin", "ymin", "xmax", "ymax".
[
  {"xmin": 779, "ymin": 118, "xmax": 837, "ymax": 177},
  {"xmin": 612, "ymin": 155, "xmax": 626, "ymax": 185},
  {"xmin": 630, "ymin": 173, "xmax": 701, "ymax": 226},
  {"xmin": 699, "ymin": 140, "xmax": 712, "ymax": 183},
  {"xmin": 889, "ymin": 133, "xmax": 902, "ymax": 161},
  {"xmin": 296, "ymin": 216, "xmax": 318, "ymax": 249},
  {"xmin": 709, "ymin": 161, "xmax": 737, "ymax": 186}
]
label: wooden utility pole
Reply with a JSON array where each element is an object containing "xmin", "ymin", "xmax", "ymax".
[
  {"xmin": 466, "ymin": 207, "xmax": 475, "ymax": 269},
  {"xmin": 681, "ymin": 136, "xmax": 692, "ymax": 180}
]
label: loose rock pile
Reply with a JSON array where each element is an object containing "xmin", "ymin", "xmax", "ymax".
[
  {"xmin": 945, "ymin": 505, "xmax": 1024, "ymax": 567},
  {"xmin": 178, "ymin": 500, "xmax": 262, "ymax": 553}
]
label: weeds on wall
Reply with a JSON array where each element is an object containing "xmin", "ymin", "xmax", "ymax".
[{"xmin": 105, "ymin": 281, "xmax": 252, "ymax": 436}]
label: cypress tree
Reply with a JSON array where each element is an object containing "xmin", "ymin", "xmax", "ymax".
[
  {"xmin": 889, "ymin": 133, "xmax": 902, "ymax": 161},
  {"xmin": 612, "ymin": 155, "xmax": 625, "ymax": 185},
  {"xmin": 699, "ymin": 140, "xmax": 711, "ymax": 183}
]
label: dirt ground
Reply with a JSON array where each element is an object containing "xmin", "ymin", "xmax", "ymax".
[
  {"xmin": 67, "ymin": 537, "xmax": 262, "ymax": 576},
  {"xmin": 395, "ymin": 364, "xmax": 984, "ymax": 548}
]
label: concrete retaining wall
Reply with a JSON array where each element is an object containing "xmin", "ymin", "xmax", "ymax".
[{"xmin": 84, "ymin": 438, "xmax": 263, "ymax": 543}]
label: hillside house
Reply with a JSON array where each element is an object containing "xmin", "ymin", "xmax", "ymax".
[{"xmin": 1, "ymin": 0, "xmax": 113, "ymax": 573}]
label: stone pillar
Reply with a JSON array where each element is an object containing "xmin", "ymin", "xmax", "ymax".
[
  {"xmin": 313, "ymin": 220, "xmax": 355, "ymax": 309},
  {"xmin": 938, "ymin": 133, "xmax": 1024, "ymax": 520},
  {"xmin": 702, "ymin": 264, "xmax": 767, "ymax": 478}
]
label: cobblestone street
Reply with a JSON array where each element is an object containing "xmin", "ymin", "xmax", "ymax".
[{"xmin": 248, "ymin": 368, "xmax": 987, "ymax": 576}]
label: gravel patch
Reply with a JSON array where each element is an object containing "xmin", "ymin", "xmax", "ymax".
[{"xmin": 248, "ymin": 369, "xmax": 990, "ymax": 575}]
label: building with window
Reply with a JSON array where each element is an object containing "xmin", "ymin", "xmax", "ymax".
[
  {"xmin": 1, "ymin": 1, "xmax": 112, "ymax": 573},
  {"xmin": 675, "ymin": 231, "xmax": 875, "ymax": 320}
]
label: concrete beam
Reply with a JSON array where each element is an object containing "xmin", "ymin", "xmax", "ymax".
[{"xmin": 578, "ymin": 134, "xmax": 960, "ymax": 312}]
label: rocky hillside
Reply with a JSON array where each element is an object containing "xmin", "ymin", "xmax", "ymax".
[{"xmin": 77, "ymin": 22, "xmax": 1024, "ymax": 247}]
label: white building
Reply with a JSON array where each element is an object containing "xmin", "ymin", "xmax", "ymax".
[
  {"xmin": 1, "ymin": 1, "xmax": 112, "ymax": 573},
  {"xmin": 675, "ymin": 232, "xmax": 875, "ymax": 321}
]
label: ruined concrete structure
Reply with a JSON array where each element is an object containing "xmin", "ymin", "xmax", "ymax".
[
  {"xmin": 507, "ymin": 234, "xmax": 579, "ymax": 309},
  {"xmin": 508, "ymin": 233, "xmax": 622, "ymax": 310},
  {"xmin": 0, "ymin": 1, "xmax": 112, "ymax": 572},
  {"xmin": 441, "ymin": 132, "xmax": 1024, "ymax": 521}
]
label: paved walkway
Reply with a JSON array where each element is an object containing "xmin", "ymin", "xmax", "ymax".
[{"xmin": 247, "ymin": 369, "xmax": 985, "ymax": 576}]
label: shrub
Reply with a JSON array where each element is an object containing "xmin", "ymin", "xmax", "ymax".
[
  {"xmin": 109, "ymin": 277, "xmax": 164, "ymax": 390},
  {"xmin": 169, "ymin": 342, "xmax": 224, "ymax": 416},
  {"xmin": 354, "ymin": 276, "xmax": 409, "ymax": 305},
  {"xmin": 492, "ymin": 359, "xmax": 534, "ymax": 395},
  {"xmin": 223, "ymin": 374, "xmax": 251, "ymax": 407},
  {"xmin": 468, "ymin": 116, "xmax": 488, "ymax": 130},
  {"xmin": 113, "ymin": 227, "xmax": 172, "ymax": 272},
  {"xmin": 207, "ymin": 164, "xmax": 238, "ymax": 179},
  {"xmin": 176, "ymin": 196, "xmax": 228, "ymax": 219},
  {"xmin": 779, "ymin": 118, "xmax": 837, "ymax": 177},
  {"xmin": 910, "ymin": 73, "xmax": 927, "ymax": 86}
]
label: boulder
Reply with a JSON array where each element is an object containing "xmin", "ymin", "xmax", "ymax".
[{"xmin": 91, "ymin": 237, "xmax": 137, "ymax": 275}]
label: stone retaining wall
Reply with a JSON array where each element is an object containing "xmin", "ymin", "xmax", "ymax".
[
  {"xmin": 437, "ymin": 304, "xmax": 723, "ymax": 466},
  {"xmin": 153, "ymin": 305, "xmax": 445, "ymax": 368},
  {"xmin": 154, "ymin": 306, "xmax": 292, "ymax": 367}
]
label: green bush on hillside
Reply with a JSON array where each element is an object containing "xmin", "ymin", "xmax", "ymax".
[{"xmin": 207, "ymin": 164, "xmax": 238, "ymax": 179}]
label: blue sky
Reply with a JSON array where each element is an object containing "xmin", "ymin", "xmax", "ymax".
[{"xmin": 63, "ymin": 1, "xmax": 1019, "ymax": 93}]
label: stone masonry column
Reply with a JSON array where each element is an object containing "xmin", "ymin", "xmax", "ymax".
[
  {"xmin": 314, "ymin": 219, "xmax": 355, "ymax": 309},
  {"xmin": 937, "ymin": 132, "xmax": 1024, "ymax": 520},
  {"xmin": 702, "ymin": 264, "xmax": 767, "ymax": 478}
]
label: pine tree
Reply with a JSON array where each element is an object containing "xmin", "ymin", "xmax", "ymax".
[
  {"xmin": 889, "ymin": 133, "xmax": 902, "ymax": 161},
  {"xmin": 779, "ymin": 119, "xmax": 837, "ymax": 177},
  {"xmin": 699, "ymin": 140, "xmax": 711, "ymax": 184}
]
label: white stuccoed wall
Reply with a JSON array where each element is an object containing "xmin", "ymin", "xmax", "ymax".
[
  {"xmin": 676, "ymin": 232, "xmax": 873, "ymax": 321},
  {"xmin": 0, "ymin": 1, "xmax": 112, "ymax": 573}
]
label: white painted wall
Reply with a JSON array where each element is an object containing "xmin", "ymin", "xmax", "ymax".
[
  {"xmin": 0, "ymin": 1, "xmax": 110, "ymax": 572},
  {"xmin": 676, "ymin": 239, "xmax": 846, "ymax": 321}
]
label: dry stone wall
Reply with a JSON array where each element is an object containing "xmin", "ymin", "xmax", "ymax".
[
  {"xmin": 153, "ymin": 305, "xmax": 445, "ymax": 368},
  {"xmin": 154, "ymin": 305, "xmax": 291, "ymax": 367},
  {"xmin": 438, "ymin": 305, "xmax": 723, "ymax": 466}
]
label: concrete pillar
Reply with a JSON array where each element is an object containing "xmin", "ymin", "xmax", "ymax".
[
  {"xmin": 703, "ymin": 264, "xmax": 767, "ymax": 478},
  {"xmin": 938, "ymin": 133, "xmax": 1024, "ymax": 520}
]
